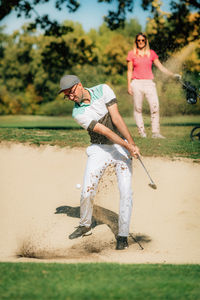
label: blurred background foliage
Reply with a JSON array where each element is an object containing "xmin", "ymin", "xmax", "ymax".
[{"xmin": 0, "ymin": 0, "xmax": 199, "ymax": 116}]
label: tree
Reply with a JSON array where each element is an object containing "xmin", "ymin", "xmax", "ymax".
[
  {"xmin": 0, "ymin": 29, "xmax": 34, "ymax": 92},
  {"xmin": 99, "ymin": 18, "xmax": 142, "ymax": 76},
  {"xmin": 0, "ymin": 0, "xmax": 199, "ymax": 35},
  {"xmin": 0, "ymin": 20, "xmax": 100, "ymax": 104},
  {"xmin": 103, "ymin": 34, "xmax": 130, "ymax": 76},
  {"xmin": 0, "ymin": 0, "xmax": 135, "ymax": 34},
  {"xmin": 142, "ymin": 0, "xmax": 200, "ymax": 11},
  {"xmin": 146, "ymin": 0, "xmax": 200, "ymax": 60},
  {"xmin": 115, "ymin": 18, "xmax": 142, "ymax": 41}
]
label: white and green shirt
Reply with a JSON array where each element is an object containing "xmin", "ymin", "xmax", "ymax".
[{"xmin": 72, "ymin": 84, "xmax": 123, "ymax": 144}]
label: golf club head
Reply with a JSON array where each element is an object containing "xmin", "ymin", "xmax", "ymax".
[{"xmin": 149, "ymin": 183, "xmax": 157, "ymax": 190}]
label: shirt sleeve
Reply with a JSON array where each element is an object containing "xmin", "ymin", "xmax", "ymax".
[
  {"xmin": 151, "ymin": 50, "xmax": 158, "ymax": 61},
  {"xmin": 126, "ymin": 50, "xmax": 134, "ymax": 62},
  {"xmin": 103, "ymin": 84, "xmax": 117, "ymax": 106},
  {"xmin": 74, "ymin": 112, "xmax": 95, "ymax": 130}
]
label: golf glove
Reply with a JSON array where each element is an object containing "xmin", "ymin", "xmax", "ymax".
[{"xmin": 173, "ymin": 73, "xmax": 182, "ymax": 80}]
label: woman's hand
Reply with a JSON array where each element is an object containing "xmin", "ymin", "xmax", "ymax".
[
  {"xmin": 173, "ymin": 74, "xmax": 182, "ymax": 80},
  {"xmin": 128, "ymin": 86, "xmax": 133, "ymax": 95}
]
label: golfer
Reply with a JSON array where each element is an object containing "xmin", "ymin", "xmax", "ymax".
[
  {"xmin": 127, "ymin": 32, "xmax": 181, "ymax": 138},
  {"xmin": 58, "ymin": 75, "xmax": 140, "ymax": 250}
]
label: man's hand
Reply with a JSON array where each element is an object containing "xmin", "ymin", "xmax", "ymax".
[{"xmin": 127, "ymin": 144, "xmax": 140, "ymax": 159}]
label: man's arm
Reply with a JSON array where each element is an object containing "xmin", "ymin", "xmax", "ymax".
[
  {"xmin": 92, "ymin": 103, "xmax": 140, "ymax": 158},
  {"xmin": 93, "ymin": 122, "xmax": 139, "ymax": 158},
  {"xmin": 108, "ymin": 103, "xmax": 135, "ymax": 144}
]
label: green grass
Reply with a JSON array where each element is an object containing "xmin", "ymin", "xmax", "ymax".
[
  {"xmin": 0, "ymin": 115, "xmax": 199, "ymax": 158},
  {"xmin": 0, "ymin": 263, "xmax": 199, "ymax": 300},
  {"xmin": 0, "ymin": 115, "xmax": 199, "ymax": 128},
  {"xmin": 0, "ymin": 115, "xmax": 81, "ymax": 129},
  {"xmin": 0, "ymin": 128, "xmax": 89, "ymax": 147}
]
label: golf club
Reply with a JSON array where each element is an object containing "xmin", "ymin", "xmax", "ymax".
[
  {"xmin": 137, "ymin": 155, "xmax": 157, "ymax": 190},
  {"xmin": 129, "ymin": 233, "xmax": 144, "ymax": 250}
]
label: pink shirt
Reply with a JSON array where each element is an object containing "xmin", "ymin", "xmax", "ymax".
[{"xmin": 126, "ymin": 49, "xmax": 158, "ymax": 79}]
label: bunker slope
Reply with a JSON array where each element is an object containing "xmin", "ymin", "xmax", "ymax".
[{"xmin": 0, "ymin": 143, "xmax": 199, "ymax": 264}]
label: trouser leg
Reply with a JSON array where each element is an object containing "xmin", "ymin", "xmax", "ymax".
[
  {"xmin": 80, "ymin": 144, "xmax": 133, "ymax": 237},
  {"xmin": 113, "ymin": 144, "xmax": 133, "ymax": 237},
  {"xmin": 80, "ymin": 145, "xmax": 109, "ymax": 227},
  {"xmin": 131, "ymin": 80, "xmax": 145, "ymax": 135},
  {"xmin": 145, "ymin": 81, "xmax": 160, "ymax": 134}
]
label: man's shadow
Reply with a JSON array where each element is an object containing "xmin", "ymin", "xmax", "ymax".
[{"xmin": 55, "ymin": 205, "xmax": 151, "ymax": 245}]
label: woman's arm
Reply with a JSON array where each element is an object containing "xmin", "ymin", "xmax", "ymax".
[
  {"xmin": 153, "ymin": 58, "xmax": 174, "ymax": 76},
  {"xmin": 127, "ymin": 61, "xmax": 133, "ymax": 95}
]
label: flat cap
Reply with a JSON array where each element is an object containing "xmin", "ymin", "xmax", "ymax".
[{"xmin": 58, "ymin": 75, "xmax": 80, "ymax": 94}]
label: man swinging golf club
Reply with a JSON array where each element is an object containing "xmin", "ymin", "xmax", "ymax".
[{"xmin": 58, "ymin": 75, "xmax": 140, "ymax": 250}]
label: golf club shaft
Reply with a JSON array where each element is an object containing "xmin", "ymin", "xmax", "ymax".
[
  {"xmin": 129, "ymin": 233, "xmax": 144, "ymax": 250},
  {"xmin": 137, "ymin": 155, "xmax": 155, "ymax": 185}
]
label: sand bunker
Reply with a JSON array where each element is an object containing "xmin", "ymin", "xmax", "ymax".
[{"xmin": 0, "ymin": 143, "xmax": 200, "ymax": 264}]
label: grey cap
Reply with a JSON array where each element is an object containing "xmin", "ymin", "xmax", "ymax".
[{"xmin": 58, "ymin": 75, "xmax": 80, "ymax": 94}]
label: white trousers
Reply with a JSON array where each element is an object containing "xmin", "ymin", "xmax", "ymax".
[
  {"xmin": 80, "ymin": 143, "xmax": 133, "ymax": 237},
  {"xmin": 131, "ymin": 79, "xmax": 160, "ymax": 135}
]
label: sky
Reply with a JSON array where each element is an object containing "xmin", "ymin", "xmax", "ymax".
[{"xmin": 0, "ymin": 0, "xmax": 171, "ymax": 34}]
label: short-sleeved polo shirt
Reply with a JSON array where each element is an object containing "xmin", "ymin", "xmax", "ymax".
[
  {"xmin": 126, "ymin": 49, "xmax": 158, "ymax": 79},
  {"xmin": 72, "ymin": 84, "xmax": 123, "ymax": 144}
]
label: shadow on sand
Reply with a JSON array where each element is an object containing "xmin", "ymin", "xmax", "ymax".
[{"xmin": 55, "ymin": 205, "xmax": 151, "ymax": 248}]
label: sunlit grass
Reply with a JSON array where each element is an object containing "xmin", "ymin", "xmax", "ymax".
[{"xmin": 0, "ymin": 115, "xmax": 199, "ymax": 158}]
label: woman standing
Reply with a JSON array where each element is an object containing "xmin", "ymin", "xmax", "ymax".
[{"xmin": 127, "ymin": 32, "xmax": 180, "ymax": 138}]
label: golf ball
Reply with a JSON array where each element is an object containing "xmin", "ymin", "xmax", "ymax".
[{"xmin": 76, "ymin": 183, "xmax": 81, "ymax": 189}]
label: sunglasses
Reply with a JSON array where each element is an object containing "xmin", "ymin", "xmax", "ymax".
[
  {"xmin": 137, "ymin": 39, "xmax": 145, "ymax": 42},
  {"xmin": 64, "ymin": 84, "xmax": 78, "ymax": 99}
]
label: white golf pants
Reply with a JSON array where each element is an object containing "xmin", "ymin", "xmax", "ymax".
[
  {"xmin": 80, "ymin": 143, "xmax": 133, "ymax": 237},
  {"xmin": 131, "ymin": 79, "xmax": 160, "ymax": 135}
]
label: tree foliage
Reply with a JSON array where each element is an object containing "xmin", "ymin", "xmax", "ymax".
[
  {"xmin": 0, "ymin": 0, "xmax": 136, "ymax": 33},
  {"xmin": 0, "ymin": 1, "xmax": 199, "ymax": 116},
  {"xmin": 0, "ymin": 18, "xmax": 140, "ymax": 114},
  {"xmin": 0, "ymin": 0, "xmax": 199, "ymax": 35},
  {"xmin": 145, "ymin": 0, "xmax": 200, "ymax": 60},
  {"xmin": 103, "ymin": 34, "xmax": 130, "ymax": 76}
]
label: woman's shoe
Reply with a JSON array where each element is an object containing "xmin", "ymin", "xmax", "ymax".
[
  {"xmin": 140, "ymin": 132, "xmax": 147, "ymax": 138},
  {"xmin": 152, "ymin": 133, "xmax": 166, "ymax": 139}
]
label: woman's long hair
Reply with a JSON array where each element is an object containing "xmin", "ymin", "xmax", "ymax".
[{"xmin": 133, "ymin": 32, "xmax": 150, "ymax": 57}]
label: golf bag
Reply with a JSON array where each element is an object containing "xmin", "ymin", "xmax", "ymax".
[
  {"xmin": 178, "ymin": 79, "xmax": 200, "ymax": 140},
  {"xmin": 180, "ymin": 80, "xmax": 199, "ymax": 105}
]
